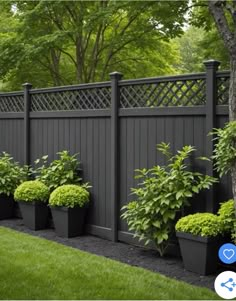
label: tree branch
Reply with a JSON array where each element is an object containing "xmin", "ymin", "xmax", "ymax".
[
  {"xmin": 57, "ymin": 48, "xmax": 77, "ymax": 67},
  {"xmin": 208, "ymin": 0, "xmax": 235, "ymax": 54},
  {"xmin": 38, "ymin": 56, "xmax": 71, "ymax": 86}
]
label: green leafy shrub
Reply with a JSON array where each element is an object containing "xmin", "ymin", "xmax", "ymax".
[
  {"xmin": 121, "ymin": 142, "xmax": 217, "ymax": 256},
  {"xmin": 0, "ymin": 152, "xmax": 28, "ymax": 196},
  {"xmin": 211, "ymin": 121, "xmax": 236, "ymax": 177},
  {"xmin": 34, "ymin": 151, "xmax": 81, "ymax": 191},
  {"xmin": 175, "ymin": 213, "xmax": 223, "ymax": 237},
  {"xmin": 210, "ymin": 122, "xmax": 236, "ymax": 242},
  {"xmin": 14, "ymin": 181, "xmax": 50, "ymax": 203},
  {"xmin": 218, "ymin": 199, "xmax": 236, "ymax": 243},
  {"xmin": 49, "ymin": 184, "xmax": 90, "ymax": 208}
]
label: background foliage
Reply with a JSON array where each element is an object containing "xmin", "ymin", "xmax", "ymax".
[{"xmin": 0, "ymin": 1, "xmax": 230, "ymax": 91}]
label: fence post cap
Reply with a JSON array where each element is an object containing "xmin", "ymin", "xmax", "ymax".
[
  {"xmin": 109, "ymin": 72, "xmax": 123, "ymax": 79},
  {"xmin": 22, "ymin": 83, "xmax": 33, "ymax": 89},
  {"xmin": 203, "ymin": 60, "xmax": 221, "ymax": 68}
]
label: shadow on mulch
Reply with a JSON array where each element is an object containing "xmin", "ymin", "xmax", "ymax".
[{"xmin": 0, "ymin": 218, "xmax": 221, "ymax": 291}]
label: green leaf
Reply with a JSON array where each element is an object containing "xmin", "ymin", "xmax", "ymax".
[
  {"xmin": 176, "ymin": 191, "xmax": 183, "ymax": 200},
  {"xmin": 152, "ymin": 221, "xmax": 161, "ymax": 228}
]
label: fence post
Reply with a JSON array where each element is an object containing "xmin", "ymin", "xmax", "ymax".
[
  {"xmin": 23, "ymin": 83, "xmax": 32, "ymax": 166},
  {"xmin": 204, "ymin": 59, "xmax": 220, "ymax": 212},
  {"xmin": 110, "ymin": 71, "xmax": 123, "ymax": 242}
]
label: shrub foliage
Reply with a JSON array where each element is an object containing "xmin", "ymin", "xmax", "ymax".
[
  {"xmin": 211, "ymin": 122, "xmax": 236, "ymax": 242},
  {"xmin": 175, "ymin": 213, "xmax": 223, "ymax": 237},
  {"xmin": 34, "ymin": 151, "xmax": 81, "ymax": 191},
  {"xmin": 0, "ymin": 152, "xmax": 28, "ymax": 196},
  {"xmin": 218, "ymin": 199, "xmax": 236, "ymax": 243},
  {"xmin": 121, "ymin": 143, "xmax": 217, "ymax": 256},
  {"xmin": 14, "ymin": 180, "xmax": 50, "ymax": 202},
  {"xmin": 211, "ymin": 121, "xmax": 236, "ymax": 177},
  {"xmin": 49, "ymin": 184, "xmax": 90, "ymax": 208}
]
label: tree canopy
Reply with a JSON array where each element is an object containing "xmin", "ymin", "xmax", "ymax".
[
  {"xmin": 0, "ymin": 0, "xmax": 233, "ymax": 91},
  {"xmin": 0, "ymin": 0, "xmax": 189, "ymax": 90}
]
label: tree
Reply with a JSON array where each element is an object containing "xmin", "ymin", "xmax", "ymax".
[
  {"xmin": 173, "ymin": 26, "xmax": 206, "ymax": 73},
  {"xmin": 198, "ymin": 28, "xmax": 230, "ymax": 70},
  {"xmin": 206, "ymin": 1, "xmax": 236, "ymax": 214},
  {"xmin": 173, "ymin": 25, "xmax": 230, "ymax": 73},
  {"xmin": 0, "ymin": 0, "xmax": 188, "ymax": 90}
]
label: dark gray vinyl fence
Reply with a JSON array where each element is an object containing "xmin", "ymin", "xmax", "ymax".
[{"xmin": 0, "ymin": 60, "xmax": 231, "ymax": 244}]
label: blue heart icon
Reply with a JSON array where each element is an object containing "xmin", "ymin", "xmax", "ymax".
[{"xmin": 219, "ymin": 243, "xmax": 236, "ymax": 264}]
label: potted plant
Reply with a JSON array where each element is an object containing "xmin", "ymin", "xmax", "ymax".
[
  {"xmin": 14, "ymin": 180, "xmax": 50, "ymax": 230},
  {"xmin": 175, "ymin": 213, "xmax": 224, "ymax": 275},
  {"xmin": 49, "ymin": 184, "xmax": 90, "ymax": 237},
  {"xmin": 0, "ymin": 152, "xmax": 28, "ymax": 219}
]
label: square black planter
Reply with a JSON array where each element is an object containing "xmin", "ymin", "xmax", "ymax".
[
  {"xmin": 0, "ymin": 194, "xmax": 15, "ymax": 220},
  {"xmin": 176, "ymin": 231, "xmax": 222, "ymax": 275},
  {"xmin": 50, "ymin": 206, "xmax": 86, "ymax": 238},
  {"xmin": 19, "ymin": 201, "xmax": 49, "ymax": 230}
]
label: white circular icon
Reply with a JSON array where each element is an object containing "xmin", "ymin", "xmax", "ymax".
[{"xmin": 214, "ymin": 271, "xmax": 236, "ymax": 299}]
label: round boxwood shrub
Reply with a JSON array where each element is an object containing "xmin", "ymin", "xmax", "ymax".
[
  {"xmin": 14, "ymin": 181, "xmax": 50, "ymax": 203},
  {"xmin": 175, "ymin": 213, "xmax": 223, "ymax": 237},
  {"xmin": 49, "ymin": 184, "xmax": 89, "ymax": 208}
]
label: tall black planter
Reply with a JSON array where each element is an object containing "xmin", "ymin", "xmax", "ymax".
[
  {"xmin": 50, "ymin": 206, "xmax": 87, "ymax": 238},
  {"xmin": 0, "ymin": 194, "xmax": 15, "ymax": 220},
  {"xmin": 176, "ymin": 231, "xmax": 222, "ymax": 275},
  {"xmin": 19, "ymin": 201, "xmax": 49, "ymax": 230}
]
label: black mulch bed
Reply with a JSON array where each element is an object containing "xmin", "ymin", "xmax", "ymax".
[{"xmin": 0, "ymin": 218, "xmax": 223, "ymax": 291}]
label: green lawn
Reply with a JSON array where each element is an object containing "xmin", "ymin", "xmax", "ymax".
[{"xmin": 0, "ymin": 226, "xmax": 218, "ymax": 300}]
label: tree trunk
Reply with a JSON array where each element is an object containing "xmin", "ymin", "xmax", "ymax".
[
  {"xmin": 50, "ymin": 49, "xmax": 61, "ymax": 86},
  {"xmin": 207, "ymin": 0, "xmax": 236, "ymax": 230},
  {"xmin": 229, "ymin": 57, "xmax": 236, "ymax": 121},
  {"xmin": 229, "ymin": 56, "xmax": 236, "ymax": 217}
]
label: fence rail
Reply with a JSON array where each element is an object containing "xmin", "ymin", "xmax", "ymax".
[
  {"xmin": 0, "ymin": 60, "xmax": 232, "ymax": 246},
  {"xmin": 0, "ymin": 69, "xmax": 230, "ymax": 112}
]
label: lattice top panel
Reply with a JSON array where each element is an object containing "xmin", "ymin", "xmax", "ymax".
[
  {"xmin": 31, "ymin": 87, "xmax": 111, "ymax": 111},
  {"xmin": 217, "ymin": 76, "xmax": 229, "ymax": 105},
  {"xmin": 120, "ymin": 79, "xmax": 206, "ymax": 108},
  {"xmin": 0, "ymin": 94, "xmax": 24, "ymax": 112}
]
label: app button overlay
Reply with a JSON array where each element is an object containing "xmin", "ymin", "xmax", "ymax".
[
  {"xmin": 219, "ymin": 243, "xmax": 236, "ymax": 264},
  {"xmin": 214, "ymin": 271, "xmax": 236, "ymax": 299}
]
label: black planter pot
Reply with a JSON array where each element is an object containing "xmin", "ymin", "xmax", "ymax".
[
  {"xmin": 0, "ymin": 194, "xmax": 15, "ymax": 220},
  {"xmin": 176, "ymin": 231, "xmax": 222, "ymax": 275},
  {"xmin": 50, "ymin": 206, "xmax": 87, "ymax": 238},
  {"xmin": 19, "ymin": 201, "xmax": 49, "ymax": 230}
]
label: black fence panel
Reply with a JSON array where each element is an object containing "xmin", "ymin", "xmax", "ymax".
[
  {"xmin": 0, "ymin": 117, "xmax": 24, "ymax": 163},
  {"xmin": 0, "ymin": 60, "xmax": 232, "ymax": 246}
]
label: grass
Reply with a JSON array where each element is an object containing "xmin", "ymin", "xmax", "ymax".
[{"xmin": 0, "ymin": 226, "xmax": 218, "ymax": 300}]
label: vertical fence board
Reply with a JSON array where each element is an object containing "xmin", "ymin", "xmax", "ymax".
[
  {"xmin": 184, "ymin": 117, "xmax": 194, "ymax": 146},
  {"xmin": 140, "ymin": 118, "xmax": 148, "ymax": 169},
  {"xmin": 105, "ymin": 118, "xmax": 111, "ymax": 229},
  {"xmin": 93, "ymin": 119, "xmax": 99, "ymax": 226},
  {"xmin": 174, "ymin": 117, "xmax": 184, "ymax": 151},
  {"xmin": 0, "ymin": 118, "xmax": 24, "ymax": 163},
  {"xmin": 148, "ymin": 118, "xmax": 157, "ymax": 168},
  {"xmin": 156, "ymin": 117, "xmax": 165, "ymax": 165},
  {"xmin": 80, "ymin": 119, "xmax": 87, "ymax": 177}
]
